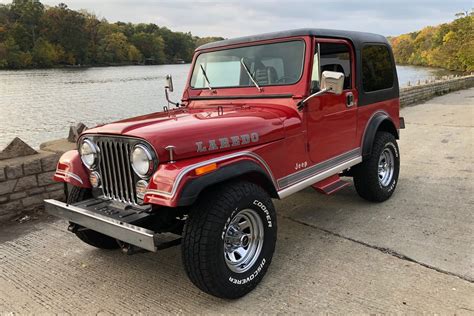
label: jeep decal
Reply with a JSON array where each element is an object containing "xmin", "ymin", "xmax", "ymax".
[{"xmin": 196, "ymin": 132, "xmax": 259, "ymax": 152}]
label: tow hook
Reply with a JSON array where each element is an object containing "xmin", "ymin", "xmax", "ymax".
[
  {"xmin": 67, "ymin": 223, "xmax": 78, "ymax": 233},
  {"xmin": 68, "ymin": 223, "xmax": 89, "ymax": 233},
  {"xmin": 118, "ymin": 241, "xmax": 148, "ymax": 255},
  {"xmin": 118, "ymin": 236, "xmax": 182, "ymax": 255}
]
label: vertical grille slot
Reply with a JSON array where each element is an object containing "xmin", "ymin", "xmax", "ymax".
[{"xmin": 97, "ymin": 139, "xmax": 137, "ymax": 205}]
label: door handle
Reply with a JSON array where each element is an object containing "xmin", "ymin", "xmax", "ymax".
[{"xmin": 346, "ymin": 92, "xmax": 355, "ymax": 108}]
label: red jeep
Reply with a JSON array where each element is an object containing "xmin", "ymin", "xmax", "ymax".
[{"xmin": 45, "ymin": 28, "xmax": 404, "ymax": 298}]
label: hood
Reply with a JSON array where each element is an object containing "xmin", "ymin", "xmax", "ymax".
[{"xmin": 84, "ymin": 105, "xmax": 287, "ymax": 161}]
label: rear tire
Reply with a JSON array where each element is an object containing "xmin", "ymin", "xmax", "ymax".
[
  {"xmin": 182, "ymin": 181, "xmax": 277, "ymax": 299},
  {"xmin": 354, "ymin": 132, "xmax": 400, "ymax": 202},
  {"xmin": 67, "ymin": 186, "xmax": 119, "ymax": 250}
]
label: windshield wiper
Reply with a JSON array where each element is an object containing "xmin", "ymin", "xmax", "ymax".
[
  {"xmin": 240, "ymin": 58, "xmax": 262, "ymax": 92},
  {"xmin": 199, "ymin": 64, "xmax": 214, "ymax": 91}
]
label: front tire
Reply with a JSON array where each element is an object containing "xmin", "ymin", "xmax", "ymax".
[
  {"xmin": 67, "ymin": 186, "xmax": 120, "ymax": 250},
  {"xmin": 182, "ymin": 181, "xmax": 277, "ymax": 299},
  {"xmin": 354, "ymin": 132, "xmax": 400, "ymax": 202}
]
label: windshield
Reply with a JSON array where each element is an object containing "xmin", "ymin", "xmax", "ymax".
[{"xmin": 190, "ymin": 40, "xmax": 305, "ymax": 89}]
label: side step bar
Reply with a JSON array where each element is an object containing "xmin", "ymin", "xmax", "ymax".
[
  {"xmin": 312, "ymin": 175, "xmax": 350, "ymax": 195},
  {"xmin": 45, "ymin": 199, "xmax": 158, "ymax": 252}
]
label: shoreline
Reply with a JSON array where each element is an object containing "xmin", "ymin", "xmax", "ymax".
[
  {"xmin": 396, "ymin": 63, "xmax": 467, "ymax": 75},
  {"xmin": 0, "ymin": 63, "xmax": 465, "ymax": 74},
  {"xmin": 0, "ymin": 61, "xmax": 190, "ymax": 72}
]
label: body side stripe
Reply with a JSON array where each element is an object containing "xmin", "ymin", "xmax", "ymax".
[
  {"xmin": 146, "ymin": 147, "xmax": 362, "ymax": 201},
  {"xmin": 277, "ymin": 148, "xmax": 361, "ymax": 189}
]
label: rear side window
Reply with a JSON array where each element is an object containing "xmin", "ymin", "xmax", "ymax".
[{"xmin": 362, "ymin": 45, "xmax": 394, "ymax": 92}]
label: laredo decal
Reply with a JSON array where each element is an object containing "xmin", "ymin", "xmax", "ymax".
[{"xmin": 196, "ymin": 132, "xmax": 259, "ymax": 153}]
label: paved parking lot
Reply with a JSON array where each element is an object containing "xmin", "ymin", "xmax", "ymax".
[{"xmin": 0, "ymin": 88, "xmax": 473, "ymax": 314}]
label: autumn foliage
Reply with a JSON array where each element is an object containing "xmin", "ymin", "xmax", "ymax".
[
  {"xmin": 390, "ymin": 14, "xmax": 473, "ymax": 72},
  {"xmin": 0, "ymin": 0, "xmax": 223, "ymax": 69}
]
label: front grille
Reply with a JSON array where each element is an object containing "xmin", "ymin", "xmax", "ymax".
[{"xmin": 96, "ymin": 139, "xmax": 138, "ymax": 204}]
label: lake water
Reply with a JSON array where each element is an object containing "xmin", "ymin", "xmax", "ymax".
[{"xmin": 0, "ymin": 64, "xmax": 456, "ymax": 150}]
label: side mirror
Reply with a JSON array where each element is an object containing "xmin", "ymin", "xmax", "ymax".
[
  {"xmin": 164, "ymin": 74, "xmax": 179, "ymax": 107},
  {"xmin": 297, "ymin": 70, "xmax": 345, "ymax": 110},
  {"xmin": 165, "ymin": 74, "xmax": 174, "ymax": 92},
  {"xmin": 320, "ymin": 71, "xmax": 344, "ymax": 95}
]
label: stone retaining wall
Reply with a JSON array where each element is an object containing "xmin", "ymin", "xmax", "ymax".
[
  {"xmin": 0, "ymin": 139, "xmax": 74, "ymax": 223},
  {"xmin": 400, "ymin": 74, "xmax": 474, "ymax": 107},
  {"xmin": 0, "ymin": 152, "xmax": 63, "ymax": 222}
]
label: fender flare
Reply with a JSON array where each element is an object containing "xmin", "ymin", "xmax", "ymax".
[
  {"xmin": 53, "ymin": 150, "xmax": 91, "ymax": 188},
  {"xmin": 362, "ymin": 112, "xmax": 399, "ymax": 157},
  {"xmin": 177, "ymin": 160, "xmax": 276, "ymax": 206}
]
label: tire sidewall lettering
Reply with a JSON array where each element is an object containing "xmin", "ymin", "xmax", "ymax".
[
  {"xmin": 228, "ymin": 258, "xmax": 266, "ymax": 285},
  {"xmin": 253, "ymin": 199, "xmax": 273, "ymax": 228},
  {"xmin": 386, "ymin": 142, "xmax": 399, "ymax": 158},
  {"xmin": 220, "ymin": 198, "xmax": 275, "ymax": 286}
]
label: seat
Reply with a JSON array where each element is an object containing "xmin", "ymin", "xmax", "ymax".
[{"xmin": 254, "ymin": 66, "xmax": 278, "ymax": 85}]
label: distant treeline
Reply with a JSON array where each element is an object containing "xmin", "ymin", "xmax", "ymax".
[
  {"xmin": 0, "ymin": 0, "xmax": 223, "ymax": 69},
  {"xmin": 389, "ymin": 13, "xmax": 473, "ymax": 72}
]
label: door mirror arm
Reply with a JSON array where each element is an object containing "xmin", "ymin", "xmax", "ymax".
[
  {"xmin": 297, "ymin": 88, "xmax": 329, "ymax": 111},
  {"xmin": 298, "ymin": 70, "xmax": 345, "ymax": 111},
  {"xmin": 165, "ymin": 74, "xmax": 180, "ymax": 107}
]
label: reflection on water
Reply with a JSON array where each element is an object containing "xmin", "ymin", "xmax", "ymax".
[
  {"xmin": 0, "ymin": 64, "xmax": 457, "ymax": 149},
  {"xmin": 0, "ymin": 64, "xmax": 189, "ymax": 149},
  {"xmin": 396, "ymin": 65, "xmax": 459, "ymax": 87}
]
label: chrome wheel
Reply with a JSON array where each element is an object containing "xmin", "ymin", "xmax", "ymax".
[
  {"xmin": 224, "ymin": 209, "xmax": 264, "ymax": 273},
  {"xmin": 378, "ymin": 147, "xmax": 395, "ymax": 187}
]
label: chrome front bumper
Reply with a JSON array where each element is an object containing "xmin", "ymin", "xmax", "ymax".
[{"xmin": 44, "ymin": 199, "xmax": 158, "ymax": 252}]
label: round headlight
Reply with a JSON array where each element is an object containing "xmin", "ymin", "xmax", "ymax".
[
  {"xmin": 80, "ymin": 139, "xmax": 98, "ymax": 169},
  {"xmin": 131, "ymin": 144, "xmax": 154, "ymax": 178}
]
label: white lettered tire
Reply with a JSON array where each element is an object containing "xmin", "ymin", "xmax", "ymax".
[
  {"xmin": 354, "ymin": 131, "xmax": 400, "ymax": 202},
  {"xmin": 182, "ymin": 181, "xmax": 277, "ymax": 299}
]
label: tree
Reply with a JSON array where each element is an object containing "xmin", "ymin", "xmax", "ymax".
[
  {"xmin": 195, "ymin": 36, "xmax": 224, "ymax": 47},
  {"xmin": 391, "ymin": 34, "xmax": 414, "ymax": 64},
  {"xmin": 9, "ymin": 0, "xmax": 44, "ymax": 49},
  {"xmin": 40, "ymin": 3, "xmax": 87, "ymax": 64},
  {"xmin": 32, "ymin": 37, "xmax": 59, "ymax": 67},
  {"xmin": 82, "ymin": 11, "xmax": 102, "ymax": 64},
  {"xmin": 390, "ymin": 13, "xmax": 473, "ymax": 72},
  {"xmin": 130, "ymin": 32, "xmax": 166, "ymax": 64},
  {"xmin": 99, "ymin": 32, "xmax": 131, "ymax": 63},
  {"xmin": 157, "ymin": 27, "xmax": 195, "ymax": 62},
  {"xmin": 127, "ymin": 44, "xmax": 141, "ymax": 62},
  {"xmin": 0, "ymin": 0, "xmax": 247, "ymax": 69},
  {"xmin": 0, "ymin": 4, "xmax": 9, "ymax": 26},
  {"xmin": 0, "ymin": 37, "xmax": 21, "ymax": 68}
]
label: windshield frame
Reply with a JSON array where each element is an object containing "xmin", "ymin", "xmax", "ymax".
[{"xmin": 189, "ymin": 39, "xmax": 307, "ymax": 91}]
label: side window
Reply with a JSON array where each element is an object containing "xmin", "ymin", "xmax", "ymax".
[
  {"xmin": 362, "ymin": 45, "xmax": 394, "ymax": 92},
  {"xmin": 320, "ymin": 43, "xmax": 352, "ymax": 90}
]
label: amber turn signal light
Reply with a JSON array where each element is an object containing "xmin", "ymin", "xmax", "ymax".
[{"xmin": 194, "ymin": 163, "xmax": 217, "ymax": 176}]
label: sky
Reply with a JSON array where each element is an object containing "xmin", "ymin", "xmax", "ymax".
[{"xmin": 1, "ymin": 0, "xmax": 472, "ymax": 38}]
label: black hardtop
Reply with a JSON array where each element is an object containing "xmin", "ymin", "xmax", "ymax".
[
  {"xmin": 196, "ymin": 28, "xmax": 389, "ymax": 51},
  {"xmin": 195, "ymin": 28, "xmax": 398, "ymax": 106}
]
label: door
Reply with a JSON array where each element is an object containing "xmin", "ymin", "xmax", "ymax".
[{"xmin": 305, "ymin": 38, "xmax": 358, "ymax": 163}]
